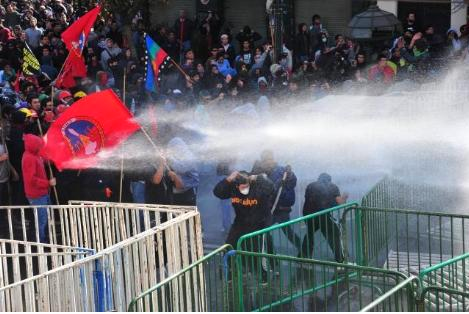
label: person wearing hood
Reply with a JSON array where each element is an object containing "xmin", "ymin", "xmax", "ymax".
[
  {"xmin": 301, "ymin": 173, "xmax": 348, "ymax": 262},
  {"xmin": 153, "ymin": 137, "xmax": 199, "ymax": 206},
  {"xmin": 235, "ymin": 25, "xmax": 262, "ymax": 51},
  {"xmin": 8, "ymin": 110, "xmax": 29, "ymax": 206},
  {"xmin": 295, "ymin": 23, "xmax": 311, "ymax": 65},
  {"xmin": 213, "ymin": 170, "xmax": 274, "ymax": 248},
  {"xmin": 446, "ymin": 28, "xmax": 462, "ymax": 57},
  {"xmin": 21, "ymin": 134, "xmax": 56, "ymax": 242},
  {"xmin": 251, "ymin": 150, "xmax": 301, "ymax": 250}
]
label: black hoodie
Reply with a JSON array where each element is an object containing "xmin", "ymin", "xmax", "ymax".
[{"xmin": 213, "ymin": 174, "xmax": 274, "ymax": 226}]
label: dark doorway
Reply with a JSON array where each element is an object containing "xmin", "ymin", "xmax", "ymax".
[{"xmin": 398, "ymin": 1, "xmax": 451, "ymax": 35}]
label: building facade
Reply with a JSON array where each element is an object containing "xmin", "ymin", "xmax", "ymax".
[
  {"xmin": 149, "ymin": 0, "xmax": 354, "ymax": 41},
  {"xmin": 378, "ymin": 0, "xmax": 468, "ymax": 34}
]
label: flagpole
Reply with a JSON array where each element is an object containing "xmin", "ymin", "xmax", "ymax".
[
  {"xmin": 35, "ymin": 120, "xmax": 60, "ymax": 205},
  {"xmin": 118, "ymin": 68, "xmax": 126, "ymax": 203},
  {"xmin": 169, "ymin": 59, "xmax": 194, "ymax": 84},
  {"xmin": 53, "ymin": 52, "xmax": 72, "ymax": 88}
]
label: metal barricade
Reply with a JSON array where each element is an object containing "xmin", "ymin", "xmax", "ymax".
[
  {"xmin": 129, "ymin": 248, "xmax": 420, "ymax": 312},
  {"xmin": 0, "ymin": 239, "xmax": 94, "ymax": 287},
  {"xmin": 236, "ymin": 203, "xmax": 362, "ymax": 264},
  {"xmin": 419, "ymin": 253, "xmax": 469, "ymax": 311},
  {"xmin": 355, "ymin": 207, "xmax": 469, "ymax": 274},
  {"xmin": 0, "ymin": 210, "xmax": 203, "ymax": 312},
  {"xmin": 0, "ymin": 203, "xmax": 196, "ymax": 252},
  {"xmin": 234, "ymin": 251, "xmax": 417, "ymax": 312},
  {"xmin": 359, "ymin": 276, "xmax": 419, "ymax": 312},
  {"xmin": 128, "ymin": 244, "xmax": 235, "ymax": 312}
]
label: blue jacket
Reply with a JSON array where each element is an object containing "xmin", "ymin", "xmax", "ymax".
[
  {"xmin": 216, "ymin": 59, "xmax": 237, "ymax": 77},
  {"xmin": 269, "ymin": 166, "xmax": 297, "ymax": 208}
]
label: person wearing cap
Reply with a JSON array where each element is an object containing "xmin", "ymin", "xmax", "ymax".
[
  {"xmin": 73, "ymin": 91, "xmax": 87, "ymax": 101},
  {"xmin": 301, "ymin": 173, "xmax": 349, "ymax": 262},
  {"xmin": 56, "ymin": 90, "xmax": 73, "ymax": 106},
  {"xmin": 220, "ymin": 34, "xmax": 236, "ymax": 66}
]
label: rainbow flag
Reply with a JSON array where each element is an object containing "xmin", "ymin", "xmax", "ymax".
[{"xmin": 145, "ymin": 35, "xmax": 171, "ymax": 92}]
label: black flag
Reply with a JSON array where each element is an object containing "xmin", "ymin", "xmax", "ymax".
[{"xmin": 22, "ymin": 44, "xmax": 41, "ymax": 76}]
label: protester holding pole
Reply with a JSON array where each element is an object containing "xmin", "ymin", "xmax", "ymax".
[{"xmin": 22, "ymin": 134, "xmax": 56, "ymax": 243}]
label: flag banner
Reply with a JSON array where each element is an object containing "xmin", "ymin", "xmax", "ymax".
[
  {"xmin": 61, "ymin": 6, "xmax": 101, "ymax": 56},
  {"xmin": 42, "ymin": 90, "xmax": 140, "ymax": 170},
  {"xmin": 22, "ymin": 45, "xmax": 41, "ymax": 76},
  {"xmin": 55, "ymin": 53, "xmax": 87, "ymax": 89},
  {"xmin": 145, "ymin": 35, "xmax": 171, "ymax": 92}
]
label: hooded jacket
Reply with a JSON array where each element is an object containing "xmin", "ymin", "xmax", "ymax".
[
  {"xmin": 213, "ymin": 174, "xmax": 274, "ymax": 226},
  {"xmin": 22, "ymin": 134, "xmax": 49, "ymax": 199}
]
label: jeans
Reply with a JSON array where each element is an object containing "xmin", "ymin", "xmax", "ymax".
[
  {"xmin": 130, "ymin": 181, "xmax": 146, "ymax": 203},
  {"xmin": 130, "ymin": 181, "xmax": 146, "ymax": 231},
  {"xmin": 28, "ymin": 194, "xmax": 50, "ymax": 243},
  {"xmin": 220, "ymin": 198, "xmax": 233, "ymax": 231}
]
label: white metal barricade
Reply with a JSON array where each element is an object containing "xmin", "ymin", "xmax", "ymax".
[{"xmin": 0, "ymin": 210, "xmax": 203, "ymax": 312}]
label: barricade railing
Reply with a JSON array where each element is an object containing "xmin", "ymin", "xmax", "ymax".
[
  {"xmin": 419, "ymin": 252, "xmax": 469, "ymax": 311},
  {"xmin": 128, "ymin": 244, "xmax": 235, "ymax": 312},
  {"xmin": 359, "ymin": 276, "xmax": 419, "ymax": 312},
  {"xmin": 234, "ymin": 251, "xmax": 414, "ymax": 312},
  {"xmin": 0, "ymin": 239, "xmax": 94, "ymax": 288},
  {"xmin": 236, "ymin": 203, "xmax": 362, "ymax": 264},
  {"xmin": 0, "ymin": 203, "xmax": 195, "ymax": 252},
  {"xmin": 361, "ymin": 176, "xmax": 458, "ymax": 212},
  {"xmin": 129, "ymin": 247, "xmax": 420, "ymax": 312},
  {"xmin": 236, "ymin": 200, "xmax": 469, "ymax": 278},
  {"xmin": 355, "ymin": 207, "xmax": 469, "ymax": 273},
  {"xmin": 0, "ymin": 210, "xmax": 203, "ymax": 312}
]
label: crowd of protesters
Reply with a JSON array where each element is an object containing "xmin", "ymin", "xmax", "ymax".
[{"xmin": 0, "ymin": 1, "xmax": 468, "ymax": 244}]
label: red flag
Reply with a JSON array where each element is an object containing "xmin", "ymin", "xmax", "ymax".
[
  {"xmin": 42, "ymin": 90, "xmax": 140, "ymax": 170},
  {"xmin": 55, "ymin": 53, "xmax": 87, "ymax": 89},
  {"xmin": 61, "ymin": 6, "xmax": 101, "ymax": 56}
]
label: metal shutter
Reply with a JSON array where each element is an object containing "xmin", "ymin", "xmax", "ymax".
[
  {"xmin": 150, "ymin": 0, "xmax": 197, "ymax": 27},
  {"xmin": 294, "ymin": 0, "xmax": 352, "ymax": 37},
  {"xmin": 224, "ymin": 0, "xmax": 268, "ymax": 46}
]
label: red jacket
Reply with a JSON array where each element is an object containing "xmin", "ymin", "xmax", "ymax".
[
  {"xmin": 22, "ymin": 134, "xmax": 49, "ymax": 199},
  {"xmin": 368, "ymin": 64, "xmax": 395, "ymax": 84}
]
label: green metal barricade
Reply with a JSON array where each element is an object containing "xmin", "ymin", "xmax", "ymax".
[
  {"xmin": 359, "ymin": 276, "xmax": 419, "ymax": 312},
  {"xmin": 419, "ymin": 253, "xmax": 469, "ymax": 311},
  {"xmin": 361, "ymin": 176, "xmax": 459, "ymax": 212},
  {"xmin": 128, "ymin": 245, "xmax": 235, "ymax": 312},
  {"xmin": 236, "ymin": 201, "xmax": 469, "ymax": 276},
  {"xmin": 234, "ymin": 251, "xmax": 417, "ymax": 312},
  {"xmin": 356, "ymin": 207, "xmax": 469, "ymax": 273},
  {"xmin": 128, "ymin": 247, "xmax": 420, "ymax": 312},
  {"xmin": 236, "ymin": 203, "xmax": 364, "ymax": 265}
]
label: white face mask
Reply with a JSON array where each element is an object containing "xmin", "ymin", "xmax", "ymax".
[{"xmin": 240, "ymin": 186, "xmax": 250, "ymax": 195}]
